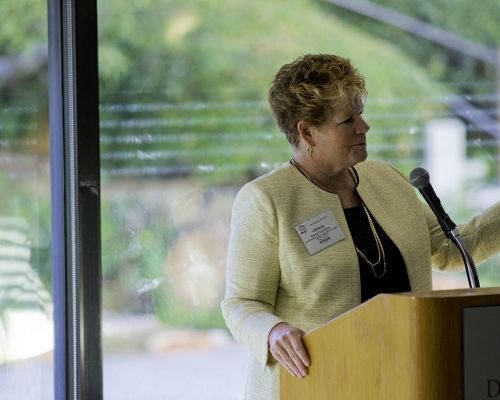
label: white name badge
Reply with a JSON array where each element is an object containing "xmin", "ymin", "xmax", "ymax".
[{"xmin": 295, "ymin": 210, "xmax": 346, "ymax": 255}]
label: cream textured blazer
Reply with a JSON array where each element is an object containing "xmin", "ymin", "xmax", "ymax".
[{"xmin": 221, "ymin": 160, "xmax": 500, "ymax": 400}]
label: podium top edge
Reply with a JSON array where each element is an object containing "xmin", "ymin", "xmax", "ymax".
[
  {"xmin": 305, "ymin": 287, "xmax": 500, "ymax": 336},
  {"xmin": 382, "ymin": 286, "xmax": 500, "ymax": 299}
]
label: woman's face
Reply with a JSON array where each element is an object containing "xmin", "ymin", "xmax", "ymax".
[{"xmin": 309, "ymin": 102, "xmax": 370, "ymax": 176}]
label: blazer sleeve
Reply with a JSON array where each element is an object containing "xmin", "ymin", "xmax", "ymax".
[
  {"xmin": 422, "ymin": 200, "xmax": 500, "ymax": 272},
  {"xmin": 221, "ymin": 181, "xmax": 284, "ymax": 371},
  {"xmin": 386, "ymin": 163, "xmax": 500, "ymax": 272}
]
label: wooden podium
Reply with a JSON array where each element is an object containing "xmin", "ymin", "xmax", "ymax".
[{"xmin": 280, "ymin": 287, "xmax": 500, "ymax": 400}]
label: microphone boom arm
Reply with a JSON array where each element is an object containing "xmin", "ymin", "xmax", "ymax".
[
  {"xmin": 409, "ymin": 167, "xmax": 480, "ymax": 289},
  {"xmin": 449, "ymin": 228, "xmax": 480, "ymax": 288}
]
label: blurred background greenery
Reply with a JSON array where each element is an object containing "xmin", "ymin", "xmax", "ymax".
[{"xmin": 1, "ymin": 0, "xmax": 499, "ymax": 330}]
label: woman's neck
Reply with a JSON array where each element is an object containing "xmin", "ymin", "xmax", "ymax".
[{"xmin": 292, "ymin": 154, "xmax": 361, "ymax": 208}]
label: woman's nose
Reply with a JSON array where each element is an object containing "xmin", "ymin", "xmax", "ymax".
[{"xmin": 356, "ymin": 117, "xmax": 370, "ymax": 134}]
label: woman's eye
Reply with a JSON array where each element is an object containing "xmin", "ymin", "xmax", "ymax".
[{"xmin": 343, "ymin": 117, "xmax": 353, "ymax": 124}]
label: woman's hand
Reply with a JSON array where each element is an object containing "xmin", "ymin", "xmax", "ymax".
[{"xmin": 268, "ymin": 322, "xmax": 310, "ymax": 378}]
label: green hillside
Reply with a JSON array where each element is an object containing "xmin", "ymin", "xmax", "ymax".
[{"xmin": 96, "ymin": 0, "xmax": 451, "ymax": 183}]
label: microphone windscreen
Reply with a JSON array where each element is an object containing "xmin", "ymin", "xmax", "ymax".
[{"xmin": 409, "ymin": 167, "xmax": 430, "ymax": 189}]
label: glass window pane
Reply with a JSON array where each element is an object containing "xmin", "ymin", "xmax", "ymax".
[
  {"xmin": 98, "ymin": 0, "xmax": 500, "ymax": 397},
  {"xmin": 0, "ymin": 0, "xmax": 53, "ymax": 398}
]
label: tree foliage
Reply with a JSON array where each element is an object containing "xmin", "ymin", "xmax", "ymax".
[
  {"xmin": 318, "ymin": 0, "xmax": 500, "ymax": 89},
  {"xmin": 96, "ymin": 0, "xmax": 454, "ymax": 183},
  {"xmin": 4, "ymin": 0, "xmax": 497, "ymax": 177}
]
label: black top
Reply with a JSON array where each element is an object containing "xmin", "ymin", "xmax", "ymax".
[{"xmin": 343, "ymin": 204, "xmax": 411, "ymax": 303}]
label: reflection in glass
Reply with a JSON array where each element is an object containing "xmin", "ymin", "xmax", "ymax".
[
  {"xmin": 0, "ymin": 1, "xmax": 52, "ymax": 397},
  {"xmin": 0, "ymin": 220, "xmax": 53, "ymax": 400},
  {"xmin": 0, "ymin": 218, "xmax": 53, "ymax": 363}
]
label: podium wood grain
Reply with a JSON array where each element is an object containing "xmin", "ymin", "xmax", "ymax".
[{"xmin": 280, "ymin": 287, "xmax": 500, "ymax": 400}]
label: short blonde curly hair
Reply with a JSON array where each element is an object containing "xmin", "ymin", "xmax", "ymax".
[{"xmin": 268, "ymin": 54, "xmax": 367, "ymax": 147}]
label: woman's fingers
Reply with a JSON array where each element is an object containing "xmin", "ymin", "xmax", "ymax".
[
  {"xmin": 274, "ymin": 348, "xmax": 300, "ymax": 377},
  {"xmin": 291, "ymin": 331, "xmax": 310, "ymax": 368},
  {"xmin": 268, "ymin": 323, "xmax": 310, "ymax": 378},
  {"xmin": 273, "ymin": 342, "xmax": 305, "ymax": 377}
]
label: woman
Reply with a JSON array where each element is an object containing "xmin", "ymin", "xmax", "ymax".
[{"xmin": 221, "ymin": 54, "xmax": 500, "ymax": 400}]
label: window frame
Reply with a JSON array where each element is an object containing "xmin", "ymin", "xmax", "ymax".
[{"xmin": 48, "ymin": 0, "xmax": 103, "ymax": 399}]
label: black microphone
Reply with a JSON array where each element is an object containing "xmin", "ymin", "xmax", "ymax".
[
  {"xmin": 409, "ymin": 167, "xmax": 480, "ymax": 288},
  {"xmin": 409, "ymin": 167, "xmax": 457, "ymax": 238}
]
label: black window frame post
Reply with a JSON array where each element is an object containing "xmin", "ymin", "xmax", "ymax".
[{"xmin": 48, "ymin": 0, "xmax": 103, "ymax": 399}]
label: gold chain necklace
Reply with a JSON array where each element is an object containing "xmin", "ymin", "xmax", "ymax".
[
  {"xmin": 290, "ymin": 158, "xmax": 387, "ymax": 278},
  {"xmin": 356, "ymin": 203, "xmax": 387, "ymax": 279}
]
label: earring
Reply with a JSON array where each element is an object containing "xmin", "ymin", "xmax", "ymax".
[{"xmin": 307, "ymin": 145, "xmax": 313, "ymax": 157}]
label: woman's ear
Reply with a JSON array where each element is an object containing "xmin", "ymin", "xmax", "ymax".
[{"xmin": 297, "ymin": 120, "xmax": 315, "ymax": 147}]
